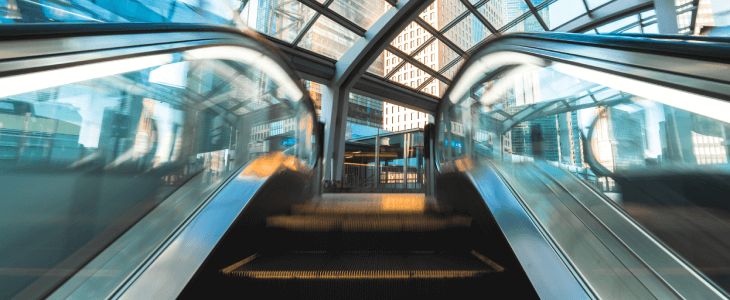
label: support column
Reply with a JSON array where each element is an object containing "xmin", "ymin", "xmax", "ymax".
[
  {"xmin": 654, "ymin": 0, "xmax": 680, "ymax": 34},
  {"xmin": 403, "ymin": 133, "xmax": 409, "ymax": 189},
  {"xmin": 321, "ymin": 84, "xmax": 350, "ymax": 182},
  {"xmin": 374, "ymin": 129, "xmax": 380, "ymax": 189}
]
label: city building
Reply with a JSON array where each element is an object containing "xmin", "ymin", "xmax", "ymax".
[{"xmin": 382, "ymin": 0, "xmax": 509, "ymax": 132}]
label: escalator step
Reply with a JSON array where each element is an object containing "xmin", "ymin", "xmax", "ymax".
[
  {"xmin": 266, "ymin": 215, "xmax": 472, "ymax": 232},
  {"xmin": 221, "ymin": 250, "xmax": 503, "ymax": 279}
]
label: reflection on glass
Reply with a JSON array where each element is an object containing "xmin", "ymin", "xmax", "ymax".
[
  {"xmin": 423, "ymin": 0, "xmax": 467, "ymax": 30},
  {"xmin": 596, "ymin": 14, "xmax": 639, "ymax": 33},
  {"xmin": 297, "ymin": 14, "xmax": 360, "ymax": 60},
  {"xmin": 494, "ymin": 0, "xmax": 531, "ymax": 30},
  {"xmin": 0, "ymin": 0, "xmax": 243, "ymax": 26},
  {"xmin": 584, "ymin": 0, "xmax": 613, "ymax": 10},
  {"xmin": 240, "ymin": 0, "xmax": 317, "ymax": 43},
  {"xmin": 537, "ymin": 0, "xmax": 587, "ymax": 30},
  {"xmin": 344, "ymin": 130, "xmax": 425, "ymax": 191},
  {"xmin": 328, "ymin": 0, "xmax": 386, "ymax": 30},
  {"xmin": 504, "ymin": 14, "xmax": 545, "ymax": 33},
  {"xmin": 441, "ymin": 59, "xmax": 730, "ymax": 294},
  {"xmin": 444, "ymin": 13, "xmax": 477, "ymax": 52},
  {"xmin": 0, "ymin": 53, "xmax": 314, "ymax": 298}
]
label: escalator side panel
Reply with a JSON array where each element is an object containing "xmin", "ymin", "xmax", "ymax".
[
  {"xmin": 435, "ymin": 170, "xmax": 552, "ymax": 299},
  {"xmin": 179, "ymin": 168, "xmax": 315, "ymax": 298},
  {"xmin": 462, "ymin": 165, "xmax": 593, "ymax": 300}
]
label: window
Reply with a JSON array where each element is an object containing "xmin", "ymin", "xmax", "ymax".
[
  {"xmin": 431, "ymin": 54, "xmax": 434, "ymax": 61},
  {"xmin": 410, "ymin": 32, "xmax": 413, "ymax": 38},
  {"xmin": 398, "ymin": 116, "xmax": 400, "ymax": 122}
]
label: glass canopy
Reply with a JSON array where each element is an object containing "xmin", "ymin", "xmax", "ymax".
[
  {"xmin": 1, "ymin": 0, "xmax": 686, "ymax": 99},
  {"xmin": 233, "ymin": 0, "xmax": 618, "ymax": 98}
]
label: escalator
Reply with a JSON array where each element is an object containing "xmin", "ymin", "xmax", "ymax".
[
  {"xmin": 4, "ymin": 11, "xmax": 730, "ymax": 300},
  {"xmin": 179, "ymin": 191, "xmax": 538, "ymax": 299}
]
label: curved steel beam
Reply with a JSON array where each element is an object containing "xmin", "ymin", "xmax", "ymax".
[{"xmin": 332, "ymin": 0, "xmax": 434, "ymax": 89}]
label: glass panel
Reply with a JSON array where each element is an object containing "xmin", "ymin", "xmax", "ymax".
[
  {"xmin": 420, "ymin": 77, "xmax": 435, "ymax": 94},
  {"xmin": 443, "ymin": 57, "xmax": 730, "ymax": 295},
  {"xmin": 444, "ymin": 13, "xmax": 489, "ymax": 52},
  {"xmin": 493, "ymin": 0, "xmax": 531, "ymax": 30},
  {"xmin": 433, "ymin": 0, "xmax": 468, "ymax": 30},
  {"xmin": 596, "ymin": 15, "xmax": 639, "ymax": 33},
  {"xmin": 442, "ymin": 60, "xmax": 464, "ymax": 80},
  {"xmin": 328, "ymin": 0, "xmax": 387, "ymax": 30},
  {"xmin": 0, "ymin": 51, "xmax": 314, "ymax": 298},
  {"xmin": 504, "ymin": 13, "xmax": 546, "ymax": 33},
  {"xmin": 241, "ymin": 0, "xmax": 317, "ymax": 43},
  {"xmin": 303, "ymin": 79, "xmax": 323, "ymax": 116},
  {"xmin": 367, "ymin": 51, "xmax": 386, "ymax": 77},
  {"xmin": 391, "ymin": 21, "xmax": 427, "ymax": 55},
  {"xmin": 347, "ymin": 93, "xmax": 386, "ymax": 137},
  {"xmin": 418, "ymin": 2, "xmax": 438, "ymax": 29},
  {"xmin": 433, "ymin": 78, "xmax": 447, "ymax": 98},
  {"xmin": 0, "ymin": 0, "xmax": 243, "ymax": 25},
  {"xmin": 382, "ymin": 50, "xmax": 404, "ymax": 77},
  {"xmin": 413, "ymin": 40, "xmax": 439, "ymax": 72},
  {"xmin": 537, "ymin": 0, "xmax": 587, "ymax": 30},
  {"xmin": 622, "ymin": 26, "xmax": 641, "ymax": 34},
  {"xmin": 640, "ymin": 9, "xmax": 656, "ymax": 20},
  {"xmin": 585, "ymin": 0, "xmax": 613, "ymax": 10},
  {"xmin": 677, "ymin": 10, "xmax": 694, "ymax": 33},
  {"xmin": 643, "ymin": 23, "xmax": 659, "ymax": 34},
  {"xmin": 388, "ymin": 62, "xmax": 422, "ymax": 89},
  {"xmin": 297, "ymin": 14, "xmax": 360, "ymax": 60}
]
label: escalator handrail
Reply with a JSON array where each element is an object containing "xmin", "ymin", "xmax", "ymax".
[{"xmin": 435, "ymin": 32, "xmax": 730, "ymax": 300}]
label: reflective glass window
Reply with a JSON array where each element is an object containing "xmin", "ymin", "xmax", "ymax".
[
  {"xmin": 537, "ymin": 0, "xmax": 587, "ymax": 30},
  {"xmin": 441, "ymin": 56, "xmax": 730, "ymax": 295},
  {"xmin": 489, "ymin": 0, "xmax": 531, "ymax": 31},
  {"xmin": 1, "ymin": 0, "xmax": 244, "ymax": 26},
  {"xmin": 596, "ymin": 15, "xmax": 639, "ymax": 33},
  {"xmin": 297, "ymin": 14, "xmax": 360, "ymax": 60},
  {"xmin": 240, "ymin": 0, "xmax": 317, "ymax": 43},
  {"xmin": 0, "ymin": 48, "xmax": 314, "ymax": 298},
  {"xmin": 505, "ymin": 14, "xmax": 546, "ymax": 33},
  {"xmin": 328, "ymin": 0, "xmax": 387, "ymax": 30},
  {"xmin": 585, "ymin": 0, "xmax": 613, "ymax": 10}
]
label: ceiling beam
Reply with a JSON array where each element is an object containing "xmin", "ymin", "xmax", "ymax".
[
  {"xmin": 353, "ymin": 74, "xmax": 440, "ymax": 113},
  {"xmin": 332, "ymin": 0, "xmax": 434, "ymax": 89},
  {"xmin": 386, "ymin": 44, "xmax": 451, "ymax": 85}
]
